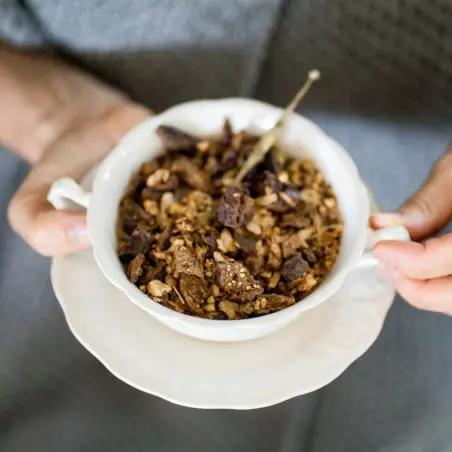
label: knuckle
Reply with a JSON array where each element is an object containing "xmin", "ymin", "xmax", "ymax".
[
  {"xmin": 7, "ymin": 194, "xmax": 24, "ymax": 233},
  {"xmin": 28, "ymin": 228, "xmax": 55, "ymax": 256},
  {"xmin": 397, "ymin": 279, "xmax": 428, "ymax": 310},
  {"xmin": 8, "ymin": 196, "xmax": 56, "ymax": 256},
  {"xmin": 432, "ymin": 151, "xmax": 452, "ymax": 175},
  {"xmin": 405, "ymin": 196, "xmax": 438, "ymax": 223}
]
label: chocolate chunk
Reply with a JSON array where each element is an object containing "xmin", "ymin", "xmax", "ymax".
[
  {"xmin": 221, "ymin": 118, "xmax": 234, "ymax": 146},
  {"xmin": 215, "ymin": 256, "xmax": 263, "ymax": 302},
  {"xmin": 179, "ymin": 274, "xmax": 209, "ymax": 314},
  {"xmin": 120, "ymin": 227, "xmax": 153, "ymax": 257},
  {"xmin": 203, "ymin": 229, "xmax": 219, "ymax": 250},
  {"xmin": 156, "ymin": 125, "xmax": 197, "ymax": 151},
  {"xmin": 302, "ymin": 249, "xmax": 318, "ymax": 265},
  {"xmin": 171, "ymin": 156, "xmax": 211, "ymax": 192},
  {"xmin": 158, "ymin": 223, "xmax": 173, "ymax": 250},
  {"xmin": 218, "ymin": 187, "xmax": 255, "ymax": 229},
  {"xmin": 127, "ymin": 254, "xmax": 145, "ymax": 283},
  {"xmin": 282, "ymin": 254, "xmax": 309, "ymax": 282},
  {"xmin": 263, "ymin": 148, "xmax": 282, "ymax": 173},
  {"xmin": 138, "ymin": 264, "xmax": 164, "ymax": 285},
  {"xmin": 234, "ymin": 230, "xmax": 258, "ymax": 255},
  {"xmin": 173, "ymin": 245, "xmax": 204, "ymax": 278}
]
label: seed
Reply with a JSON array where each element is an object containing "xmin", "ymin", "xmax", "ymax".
[
  {"xmin": 207, "ymin": 295, "xmax": 216, "ymax": 304},
  {"xmin": 212, "ymin": 285, "xmax": 220, "ymax": 297}
]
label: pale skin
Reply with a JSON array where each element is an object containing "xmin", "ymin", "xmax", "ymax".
[{"xmin": 1, "ymin": 44, "xmax": 451, "ymax": 315}]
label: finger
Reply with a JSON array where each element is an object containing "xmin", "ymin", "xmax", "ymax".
[
  {"xmin": 371, "ymin": 144, "xmax": 452, "ymax": 241},
  {"xmin": 8, "ymin": 104, "xmax": 150, "ymax": 256},
  {"xmin": 373, "ymin": 234, "xmax": 452, "ymax": 279},
  {"xmin": 394, "ymin": 273, "xmax": 452, "ymax": 315},
  {"xmin": 8, "ymin": 181, "xmax": 91, "ymax": 256}
]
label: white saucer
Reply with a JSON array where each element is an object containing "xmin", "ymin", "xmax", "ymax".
[{"xmin": 51, "ymin": 184, "xmax": 394, "ymax": 410}]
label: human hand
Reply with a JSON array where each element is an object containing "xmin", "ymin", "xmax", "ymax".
[
  {"xmin": 2, "ymin": 46, "xmax": 150, "ymax": 256},
  {"xmin": 7, "ymin": 103, "xmax": 149, "ymax": 256},
  {"xmin": 371, "ymin": 145, "xmax": 452, "ymax": 315}
]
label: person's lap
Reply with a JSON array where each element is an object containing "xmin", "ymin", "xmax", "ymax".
[{"xmin": 1, "ymin": 116, "xmax": 452, "ymax": 452}]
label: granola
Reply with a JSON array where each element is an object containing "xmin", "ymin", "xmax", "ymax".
[{"xmin": 116, "ymin": 119, "xmax": 343, "ymax": 319}]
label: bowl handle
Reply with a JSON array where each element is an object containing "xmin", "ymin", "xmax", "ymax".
[
  {"xmin": 353, "ymin": 225, "xmax": 411, "ymax": 269},
  {"xmin": 47, "ymin": 178, "xmax": 91, "ymax": 211}
]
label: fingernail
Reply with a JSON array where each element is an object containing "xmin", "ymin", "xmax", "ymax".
[
  {"xmin": 371, "ymin": 213, "xmax": 404, "ymax": 228},
  {"xmin": 379, "ymin": 263, "xmax": 398, "ymax": 285},
  {"xmin": 68, "ymin": 226, "xmax": 91, "ymax": 247}
]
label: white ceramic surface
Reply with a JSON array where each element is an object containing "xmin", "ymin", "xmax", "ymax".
[
  {"xmin": 48, "ymin": 98, "xmax": 409, "ymax": 342},
  {"xmin": 51, "ymin": 186, "xmax": 396, "ymax": 409}
]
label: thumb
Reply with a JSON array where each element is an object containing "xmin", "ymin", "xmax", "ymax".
[
  {"xmin": 8, "ymin": 104, "xmax": 150, "ymax": 256},
  {"xmin": 371, "ymin": 144, "xmax": 452, "ymax": 241}
]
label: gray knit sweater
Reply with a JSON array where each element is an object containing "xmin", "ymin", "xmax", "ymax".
[{"xmin": 1, "ymin": 2, "xmax": 452, "ymax": 452}]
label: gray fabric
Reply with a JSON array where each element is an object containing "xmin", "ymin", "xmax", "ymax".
[{"xmin": 1, "ymin": 1, "xmax": 452, "ymax": 451}]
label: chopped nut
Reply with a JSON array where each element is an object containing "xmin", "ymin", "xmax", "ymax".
[
  {"xmin": 281, "ymin": 212, "xmax": 311, "ymax": 228},
  {"xmin": 175, "ymin": 217, "xmax": 194, "ymax": 233},
  {"xmin": 156, "ymin": 125, "xmax": 198, "ymax": 151},
  {"xmin": 258, "ymin": 294, "xmax": 295, "ymax": 311},
  {"xmin": 256, "ymin": 193, "xmax": 278, "ymax": 206},
  {"xmin": 268, "ymin": 272, "xmax": 281, "ymax": 289},
  {"xmin": 143, "ymin": 199, "xmax": 160, "ymax": 216},
  {"xmin": 298, "ymin": 272, "xmax": 318, "ymax": 291},
  {"xmin": 213, "ymin": 251, "xmax": 225, "ymax": 262},
  {"xmin": 246, "ymin": 221, "xmax": 262, "ymax": 235},
  {"xmin": 277, "ymin": 172, "xmax": 289, "ymax": 183},
  {"xmin": 160, "ymin": 192, "xmax": 175, "ymax": 214},
  {"xmin": 127, "ymin": 254, "xmax": 145, "ymax": 283},
  {"xmin": 165, "ymin": 274, "xmax": 177, "ymax": 288},
  {"xmin": 204, "ymin": 304, "xmax": 216, "ymax": 312},
  {"xmin": 219, "ymin": 300, "xmax": 239, "ymax": 319},
  {"xmin": 324, "ymin": 197, "xmax": 336, "ymax": 208},
  {"xmin": 282, "ymin": 233, "xmax": 302, "ymax": 258},
  {"xmin": 148, "ymin": 280, "xmax": 172, "ymax": 300},
  {"xmin": 300, "ymin": 188, "xmax": 321, "ymax": 205},
  {"xmin": 279, "ymin": 191, "xmax": 296, "ymax": 207},
  {"xmin": 217, "ymin": 229, "xmax": 237, "ymax": 253},
  {"xmin": 196, "ymin": 141, "xmax": 211, "ymax": 152},
  {"xmin": 146, "ymin": 169, "xmax": 170, "ymax": 188}
]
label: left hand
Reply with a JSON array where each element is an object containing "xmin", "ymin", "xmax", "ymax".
[{"xmin": 371, "ymin": 144, "xmax": 452, "ymax": 315}]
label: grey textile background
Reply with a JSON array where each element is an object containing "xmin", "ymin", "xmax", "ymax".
[{"xmin": 1, "ymin": 1, "xmax": 452, "ymax": 451}]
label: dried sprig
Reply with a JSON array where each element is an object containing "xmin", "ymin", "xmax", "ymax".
[{"xmin": 234, "ymin": 69, "xmax": 320, "ymax": 184}]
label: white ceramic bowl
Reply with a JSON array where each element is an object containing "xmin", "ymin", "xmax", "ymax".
[{"xmin": 48, "ymin": 98, "xmax": 409, "ymax": 342}]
